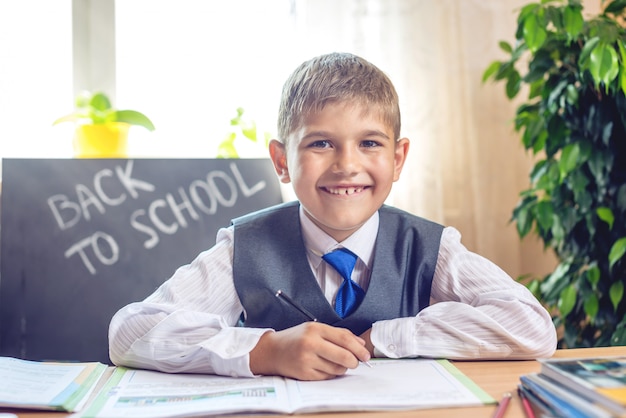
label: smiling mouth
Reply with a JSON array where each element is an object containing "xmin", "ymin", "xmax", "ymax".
[{"xmin": 323, "ymin": 186, "xmax": 367, "ymax": 195}]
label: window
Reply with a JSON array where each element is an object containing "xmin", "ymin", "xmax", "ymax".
[
  {"xmin": 0, "ymin": 0, "xmax": 74, "ymax": 158},
  {"xmin": 116, "ymin": 0, "xmax": 298, "ymax": 158},
  {"xmin": 0, "ymin": 0, "xmax": 387, "ymax": 160},
  {"xmin": 0, "ymin": 0, "xmax": 301, "ymax": 159}
]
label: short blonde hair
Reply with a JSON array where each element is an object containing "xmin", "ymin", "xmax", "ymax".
[{"xmin": 277, "ymin": 52, "xmax": 401, "ymax": 145}]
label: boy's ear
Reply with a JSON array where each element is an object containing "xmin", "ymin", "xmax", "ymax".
[
  {"xmin": 269, "ymin": 139, "xmax": 291, "ymax": 183},
  {"xmin": 393, "ymin": 137, "xmax": 410, "ymax": 182}
]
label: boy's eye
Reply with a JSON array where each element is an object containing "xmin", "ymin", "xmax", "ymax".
[
  {"xmin": 309, "ymin": 140, "xmax": 331, "ymax": 148},
  {"xmin": 361, "ymin": 140, "xmax": 381, "ymax": 148}
]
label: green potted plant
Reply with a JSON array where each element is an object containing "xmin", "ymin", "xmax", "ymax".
[
  {"xmin": 54, "ymin": 91, "xmax": 155, "ymax": 158},
  {"xmin": 483, "ymin": 0, "xmax": 626, "ymax": 348},
  {"xmin": 216, "ymin": 107, "xmax": 271, "ymax": 158}
]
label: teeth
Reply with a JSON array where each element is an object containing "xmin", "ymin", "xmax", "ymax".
[{"xmin": 326, "ymin": 186, "xmax": 363, "ymax": 195}]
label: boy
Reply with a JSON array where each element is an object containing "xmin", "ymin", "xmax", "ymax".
[{"xmin": 109, "ymin": 52, "xmax": 557, "ymax": 381}]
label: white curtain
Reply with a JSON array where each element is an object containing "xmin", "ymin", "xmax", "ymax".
[{"xmin": 292, "ymin": 0, "xmax": 569, "ymax": 279}]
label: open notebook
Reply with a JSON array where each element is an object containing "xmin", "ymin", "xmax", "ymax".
[{"xmin": 77, "ymin": 358, "xmax": 494, "ymax": 417}]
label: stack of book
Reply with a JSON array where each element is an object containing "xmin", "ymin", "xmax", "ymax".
[
  {"xmin": 518, "ymin": 356, "xmax": 626, "ymax": 417},
  {"xmin": 0, "ymin": 356, "xmax": 108, "ymax": 412}
]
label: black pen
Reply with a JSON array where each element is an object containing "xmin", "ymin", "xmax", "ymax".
[
  {"xmin": 275, "ymin": 289, "xmax": 373, "ymax": 368},
  {"xmin": 275, "ymin": 289, "xmax": 318, "ymax": 322}
]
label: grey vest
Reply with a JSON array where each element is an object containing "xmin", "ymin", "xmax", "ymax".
[{"xmin": 232, "ymin": 202, "xmax": 443, "ymax": 335}]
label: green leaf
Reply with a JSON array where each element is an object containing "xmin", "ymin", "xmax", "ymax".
[
  {"xmin": 551, "ymin": 214, "xmax": 565, "ymax": 242},
  {"xmin": 499, "ymin": 41, "xmax": 513, "ymax": 54},
  {"xmin": 241, "ymin": 121, "xmax": 258, "ymax": 141},
  {"xmin": 52, "ymin": 114, "xmax": 80, "ymax": 126},
  {"xmin": 588, "ymin": 150, "xmax": 609, "ymax": 186},
  {"xmin": 609, "ymin": 281, "xmax": 624, "ymax": 312},
  {"xmin": 517, "ymin": 3, "xmax": 541, "ymax": 28},
  {"xmin": 527, "ymin": 279, "xmax": 541, "ymax": 299},
  {"xmin": 545, "ymin": 4, "xmax": 564, "ymax": 31},
  {"xmin": 577, "ymin": 139, "xmax": 592, "ymax": 162},
  {"xmin": 535, "ymin": 200, "xmax": 554, "ymax": 232},
  {"xmin": 54, "ymin": 91, "xmax": 154, "ymax": 132},
  {"xmin": 578, "ymin": 37, "xmax": 600, "ymax": 69},
  {"xmin": 528, "ymin": 78, "xmax": 545, "ymax": 99},
  {"xmin": 604, "ymin": 0, "xmax": 626, "ymax": 15},
  {"xmin": 535, "ymin": 161, "xmax": 560, "ymax": 192},
  {"xmin": 89, "ymin": 92, "xmax": 112, "ymax": 112},
  {"xmin": 541, "ymin": 259, "xmax": 572, "ymax": 300},
  {"xmin": 596, "ymin": 207, "xmax": 614, "ymax": 230},
  {"xmin": 530, "ymin": 159, "xmax": 548, "ymax": 184},
  {"xmin": 546, "ymin": 79, "xmax": 569, "ymax": 113},
  {"xmin": 585, "ymin": 264, "xmax": 600, "ymax": 289},
  {"xmin": 216, "ymin": 133, "xmax": 238, "ymax": 158},
  {"xmin": 601, "ymin": 121, "xmax": 614, "ymax": 146},
  {"xmin": 589, "ymin": 43, "xmax": 620, "ymax": 90},
  {"xmin": 523, "ymin": 14, "xmax": 548, "ymax": 53},
  {"xmin": 618, "ymin": 41, "xmax": 626, "ymax": 96},
  {"xmin": 565, "ymin": 84, "xmax": 579, "ymax": 105},
  {"xmin": 609, "ymin": 237, "xmax": 626, "ymax": 271},
  {"xmin": 559, "ymin": 142, "xmax": 580, "ymax": 179},
  {"xmin": 115, "ymin": 110, "xmax": 156, "ymax": 131},
  {"xmin": 482, "ymin": 60, "xmax": 502, "ymax": 83},
  {"xmin": 513, "ymin": 197, "xmax": 535, "ymax": 238},
  {"xmin": 522, "ymin": 117, "xmax": 545, "ymax": 150},
  {"xmin": 563, "ymin": 5, "xmax": 584, "ymax": 40},
  {"xmin": 612, "ymin": 317, "xmax": 626, "ymax": 346},
  {"xmin": 583, "ymin": 294, "xmax": 599, "ymax": 321},
  {"xmin": 612, "ymin": 325, "xmax": 626, "ymax": 346},
  {"xmin": 494, "ymin": 61, "xmax": 515, "ymax": 81},
  {"xmin": 506, "ymin": 70, "xmax": 522, "ymax": 98},
  {"xmin": 75, "ymin": 91, "xmax": 92, "ymax": 109},
  {"xmin": 533, "ymin": 130, "xmax": 548, "ymax": 154},
  {"xmin": 558, "ymin": 284, "xmax": 577, "ymax": 317},
  {"xmin": 88, "ymin": 107, "xmax": 114, "ymax": 125}
]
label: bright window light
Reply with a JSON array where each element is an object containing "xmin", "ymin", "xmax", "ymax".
[
  {"xmin": 0, "ymin": 0, "xmax": 372, "ymax": 161},
  {"xmin": 0, "ymin": 0, "xmax": 74, "ymax": 159},
  {"xmin": 116, "ymin": 0, "xmax": 302, "ymax": 158}
]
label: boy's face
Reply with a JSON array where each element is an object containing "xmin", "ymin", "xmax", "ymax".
[{"xmin": 270, "ymin": 102, "xmax": 409, "ymax": 242}]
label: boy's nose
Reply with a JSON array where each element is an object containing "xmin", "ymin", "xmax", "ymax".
[{"xmin": 333, "ymin": 147, "xmax": 360, "ymax": 174}]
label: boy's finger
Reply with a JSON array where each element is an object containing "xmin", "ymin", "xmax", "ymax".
[
  {"xmin": 318, "ymin": 329, "xmax": 371, "ymax": 368},
  {"xmin": 332, "ymin": 328, "xmax": 371, "ymax": 356}
]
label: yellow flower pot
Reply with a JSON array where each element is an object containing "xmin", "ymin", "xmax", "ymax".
[{"xmin": 73, "ymin": 122, "xmax": 130, "ymax": 158}]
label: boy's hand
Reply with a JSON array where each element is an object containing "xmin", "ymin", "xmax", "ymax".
[
  {"xmin": 359, "ymin": 328, "xmax": 375, "ymax": 357},
  {"xmin": 249, "ymin": 322, "xmax": 371, "ymax": 381}
]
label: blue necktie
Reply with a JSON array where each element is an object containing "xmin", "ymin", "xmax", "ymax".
[{"xmin": 322, "ymin": 248, "xmax": 364, "ymax": 318}]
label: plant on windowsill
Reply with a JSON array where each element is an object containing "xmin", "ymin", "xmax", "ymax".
[
  {"xmin": 53, "ymin": 91, "xmax": 155, "ymax": 158},
  {"xmin": 483, "ymin": 0, "xmax": 626, "ymax": 348},
  {"xmin": 216, "ymin": 107, "xmax": 271, "ymax": 158}
]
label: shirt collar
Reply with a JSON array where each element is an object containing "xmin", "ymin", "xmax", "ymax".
[{"xmin": 299, "ymin": 205, "xmax": 379, "ymax": 269}]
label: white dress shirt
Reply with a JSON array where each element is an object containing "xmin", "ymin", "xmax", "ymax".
[{"xmin": 109, "ymin": 207, "xmax": 557, "ymax": 377}]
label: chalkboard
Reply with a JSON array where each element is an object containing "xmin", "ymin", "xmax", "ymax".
[{"xmin": 0, "ymin": 158, "xmax": 283, "ymax": 364}]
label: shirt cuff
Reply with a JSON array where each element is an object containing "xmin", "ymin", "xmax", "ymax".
[
  {"xmin": 201, "ymin": 328, "xmax": 274, "ymax": 378},
  {"xmin": 371, "ymin": 318, "xmax": 413, "ymax": 358}
]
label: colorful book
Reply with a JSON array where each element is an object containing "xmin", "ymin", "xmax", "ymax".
[
  {"xmin": 520, "ymin": 373, "xmax": 613, "ymax": 418},
  {"xmin": 0, "ymin": 356, "xmax": 107, "ymax": 412},
  {"xmin": 539, "ymin": 356, "xmax": 626, "ymax": 417}
]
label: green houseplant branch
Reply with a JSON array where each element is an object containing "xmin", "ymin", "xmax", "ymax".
[
  {"xmin": 53, "ymin": 91, "xmax": 155, "ymax": 131},
  {"xmin": 483, "ymin": 0, "xmax": 626, "ymax": 347},
  {"xmin": 217, "ymin": 107, "xmax": 271, "ymax": 158}
]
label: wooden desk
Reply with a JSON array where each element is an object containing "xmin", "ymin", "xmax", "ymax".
[{"xmin": 4, "ymin": 346, "xmax": 625, "ymax": 418}]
